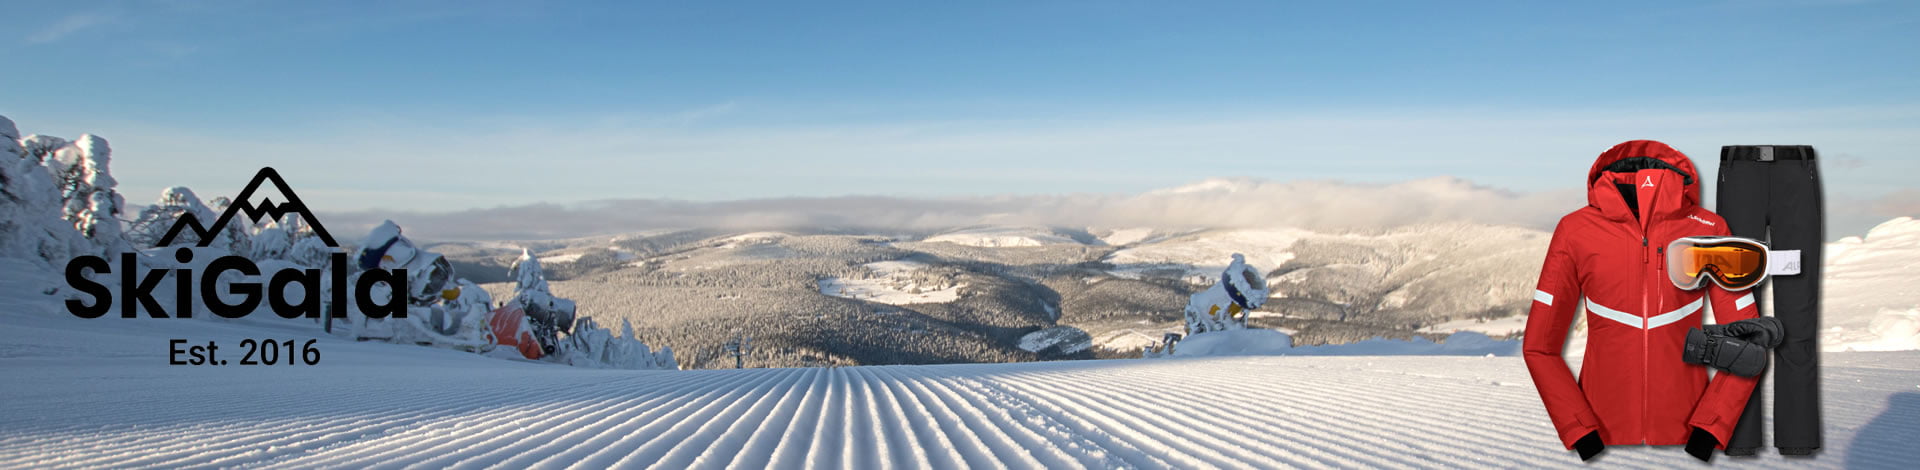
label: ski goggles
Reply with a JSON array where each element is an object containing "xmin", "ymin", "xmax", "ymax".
[{"xmin": 1666, "ymin": 236, "xmax": 1769, "ymax": 291}]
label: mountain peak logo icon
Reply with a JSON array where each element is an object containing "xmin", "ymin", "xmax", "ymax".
[
  {"xmin": 64, "ymin": 167, "xmax": 409, "ymax": 321},
  {"xmin": 157, "ymin": 167, "xmax": 338, "ymax": 248}
]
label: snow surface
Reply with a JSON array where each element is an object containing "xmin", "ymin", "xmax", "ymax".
[
  {"xmin": 715, "ymin": 231, "xmax": 791, "ymax": 248},
  {"xmin": 1172, "ymin": 330, "xmax": 1521, "ymax": 357},
  {"xmin": 3, "ymin": 303, "xmax": 1913, "ymax": 468},
  {"xmin": 924, "ymin": 226, "xmax": 1080, "ymax": 247},
  {"xmin": 1170, "ymin": 329, "xmax": 1295, "ymax": 356},
  {"xmin": 1104, "ymin": 229, "xmax": 1306, "ymax": 282},
  {"xmin": 818, "ymin": 260, "xmax": 965, "ymax": 305},
  {"xmin": 1419, "ymin": 315, "xmax": 1529, "ymax": 337},
  {"xmin": 1823, "ymin": 217, "xmax": 1920, "ymax": 352},
  {"xmin": 1094, "ymin": 328, "xmax": 1176, "ymax": 353},
  {"xmin": 1094, "ymin": 227, "xmax": 1157, "ymax": 246},
  {"xmin": 537, "ymin": 253, "xmax": 586, "ymax": 264}
]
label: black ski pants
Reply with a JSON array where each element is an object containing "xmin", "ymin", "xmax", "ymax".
[{"xmin": 1717, "ymin": 145, "xmax": 1823, "ymax": 456}]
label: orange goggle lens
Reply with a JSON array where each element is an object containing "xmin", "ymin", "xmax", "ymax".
[
  {"xmin": 1681, "ymin": 246, "xmax": 1761, "ymax": 279},
  {"xmin": 1667, "ymin": 237, "xmax": 1769, "ymax": 291}
]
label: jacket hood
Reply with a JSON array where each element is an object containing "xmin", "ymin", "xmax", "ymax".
[{"xmin": 1585, "ymin": 140, "xmax": 1701, "ymax": 222}]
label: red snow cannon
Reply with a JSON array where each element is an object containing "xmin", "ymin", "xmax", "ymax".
[{"xmin": 489, "ymin": 304, "xmax": 544, "ymax": 360}]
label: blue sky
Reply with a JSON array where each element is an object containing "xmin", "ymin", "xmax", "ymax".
[{"xmin": 2, "ymin": 1, "xmax": 1916, "ymax": 235}]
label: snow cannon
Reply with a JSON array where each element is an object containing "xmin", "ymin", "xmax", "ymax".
[
  {"xmin": 488, "ymin": 303, "xmax": 544, "ymax": 360},
  {"xmin": 1182, "ymin": 253, "xmax": 1271, "ymax": 336},
  {"xmin": 521, "ymin": 293, "xmax": 576, "ymax": 355},
  {"xmin": 342, "ymin": 220, "xmax": 493, "ymax": 352},
  {"xmin": 1222, "ymin": 253, "xmax": 1269, "ymax": 310},
  {"xmin": 356, "ymin": 221, "xmax": 456, "ymax": 305},
  {"xmin": 488, "ymin": 291, "xmax": 576, "ymax": 360}
]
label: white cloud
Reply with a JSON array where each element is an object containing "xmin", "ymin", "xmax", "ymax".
[
  {"xmin": 26, "ymin": 12, "xmax": 114, "ymax": 44},
  {"xmin": 52, "ymin": 103, "xmax": 1919, "ymax": 241},
  {"xmin": 313, "ymin": 176, "xmax": 1583, "ymax": 241}
]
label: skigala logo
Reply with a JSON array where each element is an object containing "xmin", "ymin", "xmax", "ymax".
[
  {"xmin": 64, "ymin": 167, "xmax": 410, "ymax": 320},
  {"xmin": 155, "ymin": 167, "xmax": 338, "ymax": 248}
]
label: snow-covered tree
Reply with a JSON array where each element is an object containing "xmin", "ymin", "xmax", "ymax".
[
  {"xmin": 50, "ymin": 135, "xmax": 130, "ymax": 255},
  {"xmin": 207, "ymin": 196, "xmax": 253, "ymax": 255},
  {"xmin": 563, "ymin": 317, "xmax": 677, "ymax": 370},
  {"xmin": 13, "ymin": 129, "xmax": 131, "ymax": 257},
  {"xmin": 511, "ymin": 248, "xmax": 550, "ymax": 293},
  {"xmin": 286, "ymin": 235, "xmax": 334, "ymax": 268},
  {"xmin": 250, "ymin": 225, "xmax": 292, "ymax": 260},
  {"xmin": 513, "ymin": 248, "xmax": 676, "ymax": 369},
  {"xmin": 0, "ymin": 115, "xmax": 95, "ymax": 271},
  {"xmin": 19, "ymin": 134, "xmax": 67, "ymax": 163},
  {"xmin": 261, "ymin": 214, "xmax": 331, "ymax": 267},
  {"xmin": 126, "ymin": 186, "xmax": 219, "ymax": 249}
]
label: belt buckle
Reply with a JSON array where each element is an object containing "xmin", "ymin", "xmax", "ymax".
[{"xmin": 1758, "ymin": 146, "xmax": 1775, "ymax": 161}]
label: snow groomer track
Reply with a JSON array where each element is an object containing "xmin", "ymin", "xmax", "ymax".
[{"xmin": 3, "ymin": 330, "xmax": 1913, "ymax": 470}]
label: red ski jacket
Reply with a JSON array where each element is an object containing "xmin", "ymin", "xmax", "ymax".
[{"xmin": 1524, "ymin": 140, "xmax": 1760, "ymax": 452}]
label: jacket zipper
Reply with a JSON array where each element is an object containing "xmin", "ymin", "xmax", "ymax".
[{"xmin": 1641, "ymin": 234, "xmax": 1651, "ymax": 444}]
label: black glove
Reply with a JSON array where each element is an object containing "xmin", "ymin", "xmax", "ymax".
[
  {"xmin": 1713, "ymin": 317, "xmax": 1785, "ymax": 348},
  {"xmin": 1682, "ymin": 327, "xmax": 1769, "ymax": 376}
]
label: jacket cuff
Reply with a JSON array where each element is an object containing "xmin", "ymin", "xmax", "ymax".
[
  {"xmin": 1559, "ymin": 410, "xmax": 1601, "ymax": 450},
  {"xmin": 1685, "ymin": 428, "xmax": 1719, "ymax": 462},
  {"xmin": 1573, "ymin": 432, "xmax": 1605, "ymax": 461},
  {"xmin": 1687, "ymin": 411, "xmax": 1735, "ymax": 447}
]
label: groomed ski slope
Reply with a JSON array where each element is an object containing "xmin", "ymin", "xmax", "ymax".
[{"xmin": 2, "ymin": 312, "xmax": 1916, "ymax": 469}]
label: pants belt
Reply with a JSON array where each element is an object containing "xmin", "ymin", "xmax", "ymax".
[{"xmin": 1722, "ymin": 145, "xmax": 1816, "ymax": 162}]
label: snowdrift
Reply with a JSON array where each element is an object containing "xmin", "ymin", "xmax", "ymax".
[{"xmin": 1824, "ymin": 217, "xmax": 1920, "ymax": 352}]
